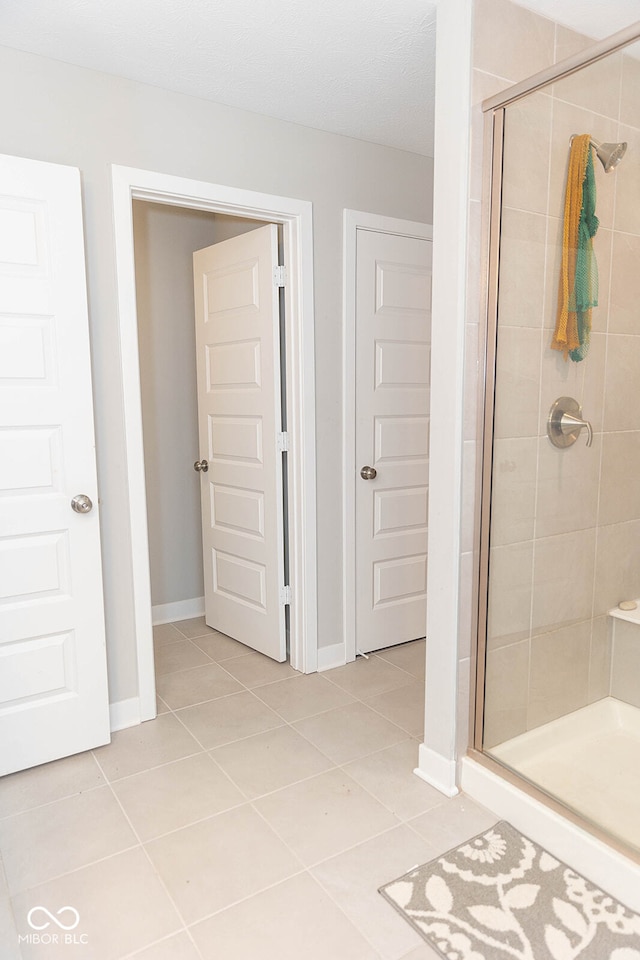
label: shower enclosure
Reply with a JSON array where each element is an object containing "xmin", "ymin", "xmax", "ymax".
[{"xmin": 475, "ymin": 23, "xmax": 640, "ymax": 859}]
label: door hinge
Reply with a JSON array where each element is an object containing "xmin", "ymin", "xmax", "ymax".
[
  {"xmin": 277, "ymin": 431, "xmax": 289, "ymax": 453},
  {"xmin": 273, "ymin": 264, "xmax": 287, "ymax": 287},
  {"xmin": 280, "ymin": 585, "xmax": 292, "ymax": 605}
]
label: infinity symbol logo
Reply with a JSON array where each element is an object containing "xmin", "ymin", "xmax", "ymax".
[{"xmin": 27, "ymin": 906, "xmax": 80, "ymax": 931}]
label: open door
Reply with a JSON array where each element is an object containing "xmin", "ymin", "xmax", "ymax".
[
  {"xmin": 193, "ymin": 224, "xmax": 286, "ymax": 661},
  {"xmin": 0, "ymin": 154, "xmax": 110, "ymax": 775}
]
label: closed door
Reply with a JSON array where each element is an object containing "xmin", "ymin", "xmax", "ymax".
[
  {"xmin": 0, "ymin": 154, "xmax": 110, "ymax": 775},
  {"xmin": 355, "ymin": 228, "xmax": 432, "ymax": 653},
  {"xmin": 193, "ymin": 224, "xmax": 286, "ymax": 661}
]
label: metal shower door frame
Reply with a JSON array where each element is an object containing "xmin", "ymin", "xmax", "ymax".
[{"xmin": 471, "ymin": 18, "xmax": 640, "ymax": 859}]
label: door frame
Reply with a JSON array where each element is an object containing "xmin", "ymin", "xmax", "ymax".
[
  {"xmin": 112, "ymin": 165, "xmax": 318, "ymax": 720},
  {"xmin": 342, "ymin": 209, "xmax": 433, "ymax": 667}
]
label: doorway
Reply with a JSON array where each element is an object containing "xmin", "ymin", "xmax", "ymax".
[
  {"xmin": 111, "ymin": 166, "xmax": 318, "ymax": 723},
  {"xmin": 133, "ymin": 202, "xmax": 265, "ymax": 624},
  {"xmin": 342, "ymin": 209, "xmax": 433, "ymax": 665},
  {"xmin": 135, "ymin": 205, "xmax": 291, "ymax": 661}
]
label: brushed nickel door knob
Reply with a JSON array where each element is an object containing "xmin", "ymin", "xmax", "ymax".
[
  {"xmin": 360, "ymin": 465, "xmax": 377, "ymax": 480},
  {"xmin": 71, "ymin": 494, "xmax": 93, "ymax": 513},
  {"xmin": 193, "ymin": 459, "xmax": 209, "ymax": 472}
]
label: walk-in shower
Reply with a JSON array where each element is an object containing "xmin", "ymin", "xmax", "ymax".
[{"xmin": 474, "ymin": 23, "xmax": 640, "ymax": 860}]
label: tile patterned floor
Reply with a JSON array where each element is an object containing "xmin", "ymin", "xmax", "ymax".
[{"xmin": 0, "ymin": 619, "xmax": 497, "ymax": 960}]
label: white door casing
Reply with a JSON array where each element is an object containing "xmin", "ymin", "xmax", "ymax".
[
  {"xmin": 112, "ymin": 167, "xmax": 317, "ymax": 698},
  {"xmin": 354, "ymin": 227, "xmax": 432, "ymax": 654},
  {"xmin": 193, "ymin": 225, "xmax": 286, "ymax": 660},
  {"xmin": 0, "ymin": 154, "xmax": 110, "ymax": 775}
]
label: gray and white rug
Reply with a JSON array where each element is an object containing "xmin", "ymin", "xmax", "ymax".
[{"xmin": 379, "ymin": 821, "xmax": 640, "ymax": 959}]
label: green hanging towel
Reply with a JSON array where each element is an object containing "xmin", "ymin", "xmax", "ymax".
[{"xmin": 569, "ymin": 145, "xmax": 599, "ymax": 362}]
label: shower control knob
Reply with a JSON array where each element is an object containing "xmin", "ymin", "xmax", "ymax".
[{"xmin": 547, "ymin": 397, "xmax": 593, "ymax": 449}]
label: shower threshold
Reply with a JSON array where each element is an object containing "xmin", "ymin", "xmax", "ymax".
[{"xmin": 490, "ymin": 697, "xmax": 640, "ymax": 852}]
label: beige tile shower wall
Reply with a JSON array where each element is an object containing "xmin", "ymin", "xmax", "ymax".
[
  {"xmin": 466, "ymin": 0, "xmax": 640, "ymax": 751},
  {"xmin": 611, "ymin": 619, "xmax": 640, "ymax": 708}
]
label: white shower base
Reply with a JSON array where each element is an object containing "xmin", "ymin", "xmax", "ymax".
[{"xmin": 490, "ymin": 697, "xmax": 640, "ymax": 851}]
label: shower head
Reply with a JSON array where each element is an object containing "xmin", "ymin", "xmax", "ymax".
[{"xmin": 591, "ymin": 138, "xmax": 627, "ymax": 173}]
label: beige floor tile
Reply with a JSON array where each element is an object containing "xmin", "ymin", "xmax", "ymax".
[
  {"xmin": 93, "ymin": 714, "xmax": 202, "ymax": 781},
  {"xmin": 112, "ymin": 754, "xmax": 245, "ymax": 841},
  {"xmin": 153, "ymin": 623, "xmax": 184, "ymax": 646},
  {"xmin": 190, "ymin": 872, "xmax": 379, "ymax": 960},
  {"xmin": 398, "ymin": 946, "xmax": 442, "ymax": 960},
  {"xmin": 375, "ymin": 640, "xmax": 426, "ymax": 680},
  {"xmin": 311, "ymin": 825, "xmax": 436, "ymax": 960},
  {"xmin": 0, "ymin": 750, "xmax": 104, "ymax": 819},
  {"xmin": 326, "ymin": 657, "xmax": 414, "ymax": 700},
  {"xmin": 190, "ymin": 631, "xmax": 252, "ymax": 662},
  {"xmin": 156, "ymin": 662, "xmax": 244, "ymax": 710},
  {"xmin": 177, "ymin": 691, "xmax": 284, "ymax": 750},
  {"xmin": 210, "ymin": 725, "xmax": 333, "ymax": 799},
  {"xmin": 293, "ymin": 702, "xmax": 407, "ymax": 764},
  {"xmin": 0, "ymin": 786, "xmax": 137, "ymax": 894},
  {"xmin": 344, "ymin": 741, "xmax": 444, "ymax": 821},
  {"xmin": 253, "ymin": 673, "xmax": 355, "ymax": 721},
  {"xmin": 253, "ymin": 768, "xmax": 399, "ymax": 867},
  {"xmin": 408, "ymin": 795, "xmax": 497, "ymax": 852},
  {"xmin": 146, "ymin": 805, "xmax": 301, "ymax": 924},
  {"xmin": 172, "ymin": 616, "xmax": 217, "ymax": 640},
  {"xmin": 157, "ymin": 696, "xmax": 170, "ymax": 715},
  {"xmin": 365, "ymin": 681, "xmax": 425, "ymax": 737},
  {"xmin": 11, "ymin": 847, "xmax": 182, "ymax": 960},
  {"xmin": 155, "ymin": 640, "xmax": 212, "ymax": 676},
  {"xmin": 130, "ymin": 932, "xmax": 201, "ymax": 960},
  {"xmin": 219, "ymin": 651, "xmax": 298, "ymax": 687},
  {"xmin": 0, "ymin": 897, "xmax": 19, "ymax": 960}
]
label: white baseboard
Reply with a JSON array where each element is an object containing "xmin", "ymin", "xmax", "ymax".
[
  {"xmin": 109, "ymin": 696, "xmax": 145, "ymax": 732},
  {"xmin": 317, "ymin": 641, "xmax": 346, "ymax": 672},
  {"xmin": 415, "ymin": 743, "xmax": 460, "ymax": 797},
  {"xmin": 461, "ymin": 756, "xmax": 640, "ymax": 912},
  {"xmin": 152, "ymin": 596, "xmax": 205, "ymax": 626}
]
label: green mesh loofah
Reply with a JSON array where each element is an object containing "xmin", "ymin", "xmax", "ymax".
[{"xmin": 568, "ymin": 148, "xmax": 599, "ymax": 362}]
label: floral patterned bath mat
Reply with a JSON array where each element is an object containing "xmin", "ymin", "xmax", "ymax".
[{"xmin": 379, "ymin": 821, "xmax": 640, "ymax": 959}]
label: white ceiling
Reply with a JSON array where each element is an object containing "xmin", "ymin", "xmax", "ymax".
[
  {"xmin": 517, "ymin": 0, "xmax": 640, "ymax": 41},
  {"xmin": 0, "ymin": 0, "xmax": 639, "ymax": 159},
  {"xmin": 0, "ymin": 0, "xmax": 438, "ymax": 156}
]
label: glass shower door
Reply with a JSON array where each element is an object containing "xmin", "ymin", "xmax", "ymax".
[{"xmin": 479, "ymin": 37, "xmax": 640, "ymax": 854}]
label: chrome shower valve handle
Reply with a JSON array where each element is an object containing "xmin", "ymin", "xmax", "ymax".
[
  {"xmin": 560, "ymin": 411, "xmax": 593, "ymax": 447},
  {"xmin": 547, "ymin": 397, "xmax": 593, "ymax": 448}
]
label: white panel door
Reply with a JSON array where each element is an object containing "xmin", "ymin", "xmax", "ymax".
[
  {"xmin": 355, "ymin": 228, "xmax": 432, "ymax": 653},
  {"xmin": 193, "ymin": 225, "xmax": 286, "ymax": 660},
  {"xmin": 0, "ymin": 154, "xmax": 110, "ymax": 775}
]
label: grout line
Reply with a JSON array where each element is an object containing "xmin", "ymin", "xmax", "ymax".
[
  {"xmin": 91, "ymin": 744, "xmax": 205, "ymax": 785},
  {"xmin": 4, "ymin": 622, "xmax": 431, "ymax": 959},
  {"xmin": 181, "ymin": 865, "xmax": 310, "ymax": 931},
  {"xmin": 0, "ymin": 779, "xmax": 109, "ymax": 823},
  {"xmin": 93, "ymin": 750, "xmax": 206, "ymax": 960},
  {"xmin": 7, "ymin": 841, "xmax": 143, "ymax": 902},
  {"xmin": 121, "ymin": 931, "xmax": 201, "ymax": 960}
]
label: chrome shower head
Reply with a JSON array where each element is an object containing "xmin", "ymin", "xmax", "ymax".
[{"xmin": 591, "ymin": 138, "xmax": 627, "ymax": 173}]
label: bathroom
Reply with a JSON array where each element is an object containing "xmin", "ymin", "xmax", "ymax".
[{"xmin": 3, "ymin": 0, "xmax": 640, "ymax": 953}]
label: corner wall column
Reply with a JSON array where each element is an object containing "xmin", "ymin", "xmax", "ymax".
[{"xmin": 416, "ymin": 0, "xmax": 473, "ymax": 797}]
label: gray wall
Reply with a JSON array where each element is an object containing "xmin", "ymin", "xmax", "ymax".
[
  {"xmin": 133, "ymin": 202, "xmax": 265, "ymax": 609},
  {"xmin": 0, "ymin": 44, "xmax": 433, "ymax": 704}
]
